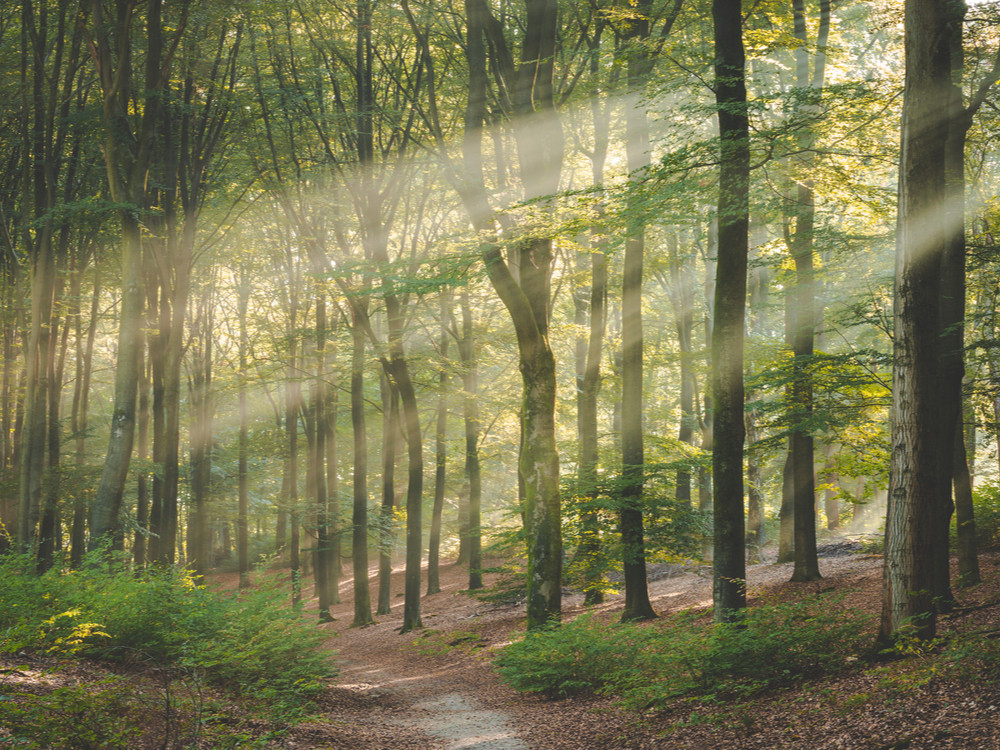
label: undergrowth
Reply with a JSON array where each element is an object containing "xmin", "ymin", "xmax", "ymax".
[
  {"xmin": 495, "ymin": 594, "xmax": 873, "ymax": 708},
  {"xmin": 0, "ymin": 550, "xmax": 334, "ymax": 737}
]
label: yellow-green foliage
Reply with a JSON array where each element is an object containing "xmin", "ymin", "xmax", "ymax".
[{"xmin": 0, "ymin": 552, "xmax": 334, "ymax": 705}]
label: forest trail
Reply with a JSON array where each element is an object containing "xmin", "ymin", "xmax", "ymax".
[
  {"xmin": 333, "ymin": 654, "xmax": 529, "ymax": 750},
  {"xmin": 312, "ymin": 543, "xmax": 895, "ymax": 749}
]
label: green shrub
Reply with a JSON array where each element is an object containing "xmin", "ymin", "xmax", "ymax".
[
  {"xmin": 0, "ymin": 679, "xmax": 140, "ymax": 750},
  {"xmin": 0, "ymin": 553, "xmax": 333, "ymax": 707},
  {"xmin": 495, "ymin": 595, "xmax": 872, "ymax": 709},
  {"xmin": 968, "ymin": 481, "xmax": 1000, "ymax": 548},
  {"xmin": 494, "ymin": 614, "xmax": 644, "ymax": 697}
]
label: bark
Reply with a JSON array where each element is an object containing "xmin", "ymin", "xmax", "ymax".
[
  {"xmin": 745, "ymin": 410, "xmax": 763, "ymax": 563},
  {"xmin": 667, "ymin": 243, "xmax": 697, "ymax": 507},
  {"xmin": 459, "ymin": 289, "xmax": 483, "ymax": 591},
  {"xmin": 711, "ymin": 0, "xmax": 750, "ymax": 622},
  {"xmin": 879, "ymin": 0, "xmax": 952, "ymax": 643},
  {"xmin": 350, "ymin": 319, "xmax": 374, "ymax": 627},
  {"xmin": 313, "ymin": 291, "xmax": 334, "ymax": 621},
  {"xmin": 187, "ymin": 288, "xmax": 215, "ymax": 576},
  {"xmin": 326, "ymin": 346, "xmax": 342, "ymax": 593},
  {"xmin": 377, "ymin": 375, "xmax": 399, "ymax": 616},
  {"xmin": 237, "ymin": 272, "xmax": 250, "ymax": 589},
  {"xmin": 427, "ymin": 292, "xmax": 451, "ymax": 596},
  {"xmin": 466, "ymin": 0, "xmax": 563, "ymax": 630},
  {"xmin": 620, "ymin": 0, "xmax": 656, "ymax": 623},
  {"xmin": 953, "ymin": 417, "xmax": 980, "ymax": 586},
  {"xmin": 787, "ymin": 0, "xmax": 828, "ymax": 584},
  {"xmin": 88, "ymin": 0, "xmax": 174, "ymax": 551}
]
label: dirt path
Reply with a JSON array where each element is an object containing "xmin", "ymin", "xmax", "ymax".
[{"xmin": 315, "ymin": 549, "xmax": 888, "ymax": 750}]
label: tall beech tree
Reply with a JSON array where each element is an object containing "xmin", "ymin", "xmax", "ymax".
[
  {"xmin": 618, "ymin": 0, "xmax": 658, "ymax": 623},
  {"xmin": 879, "ymin": 0, "xmax": 952, "ymax": 643},
  {"xmin": 711, "ymin": 0, "xmax": 750, "ymax": 622},
  {"xmin": 461, "ymin": 0, "xmax": 564, "ymax": 630},
  {"xmin": 786, "ymin": 0, "xmax": 830, "ymax": 583}
]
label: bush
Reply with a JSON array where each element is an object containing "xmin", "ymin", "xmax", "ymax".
[
  {"xmin": 0, "ymin": 679, "xmax": 140, "ymax": 750},
  {"xmin": 494, "ymin": 614, "xmax": 644, "ymax": 697},
  {"xmin": 495, "ymin": 595, "xmax": 872, "ymax": 709},
  {"xmin": 968, "ymin": 481, "xmax": 1000, "ymax": 548},
  {"xmin": 0, "ymin": 553, "xmax": 334, "ymax": 707}
]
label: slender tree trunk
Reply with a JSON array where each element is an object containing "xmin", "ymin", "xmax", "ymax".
[
  {"xmin": 313, "ymin": 291, "xmax": 333, "ymax": 620},
  {"xmin": 953, "ymin": 417, "xmax": 980, "ymax": 586},
  {"xmin": 377, "ymin": 374, "xmax": 399, "ymax": 616},
  {"xmin": 458, "ymin": 290, "xmax": 483, "ymax": 591},
  {"xmin": 745, "ymin": 409, "xmax": 763, "ymax": 563},
  {"xmin": 133, "ymin": 338, "xmax": 150, "ymax": 569},
  {"xmin": 350, "ymin": 319, "xmax": 374, "ymax": 627},
  {"xmin": 70, "ymin": 267, "xmax": 99, "ymax": 567},
  {"xmin": 237, "ymin": 272, "xmax": 250, "ymax": 589},
  {"xmin": 787, "ymin": 0, "xmax": 828, "ymax": 583},
  {"xmin": 427, "ymin": 292, "xmax": 451, "ymax": 595},
  {"xmin": 619, "ymin": 0, "xmax": 656, "ymax": 622}
]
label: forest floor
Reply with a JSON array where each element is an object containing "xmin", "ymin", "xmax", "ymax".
[
  {"xmin": 4, "ymin": 543, "xmax": 1000, "ymax": 748},
  {"xmin": 288, "ymin": 541, "xmax": 1000, "ymax": 749}
]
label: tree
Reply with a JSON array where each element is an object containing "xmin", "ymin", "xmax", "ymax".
[
  {"xmin": 460, "ymin": 0, "xmax": 564, "ymax": 630},
  {"xmin": 786, "ymin": 0, "xmax": 830, "ymax": 584},
  {"xmin": 618, "ymin": 0, "xmax": 658, "ymax": 624},
  {"xmin": 711, "ymin": 0, "xmax": 750, "ymax": 622},
  {"xmin": 86, "ymin": 0, "xmax": 184, "ymax": 550},
  {"xmin": 879, "ymin": 0, "xmax": 952, "ymax": 643}
]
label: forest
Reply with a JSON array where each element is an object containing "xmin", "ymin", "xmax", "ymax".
[{"xmin": 3, "ymin": 0, "xmax": 1000, "ymax": 746}]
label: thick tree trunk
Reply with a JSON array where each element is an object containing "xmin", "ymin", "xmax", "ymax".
[
  {"xmin": 462, "ymin": 0, "xmax": 562, "ymax": 629},
  {"xmin": 879, "ymin": 0, "xmax": 951, "ymax": 643},
  {"xmin": 711, "ymin": 0, "xmax": 750, "ymax": 622}
]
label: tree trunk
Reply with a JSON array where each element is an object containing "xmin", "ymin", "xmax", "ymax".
[
  {"xmin": 88, "ymin": 0, "xmax": 170, "ymax": 551},
  {"xmin": 459, "ymin": 289, "xmax": 483, "ymax": 591},
  {"xmin": 187, "ymin": 288, "xmax": 215, "ymax": 576},
  {"xmin": 350, "ymin": 319, "xmax": 374, "ymax": 627},
  {"xmin": 953, "ymin": 417, "xmax": 980, "ymax": 586},
  {"xmin": 879, "ymin": 0, "xmax": 951, "ymax": 643},
  {"xmin": 427, "ymin": 292, "xmax": 451, "ymax": 596},
  {"xmin": 711, "ymin": 0, "xmax": 750, "ymax": 622},
  {"xmin": 237, "ymin": 271, "xmax": 250, "ymax": 589},
  {"xmin": 313, "ymin": 291, "xmax": 333, "ymax": 620},
  {"xmin": 377, "ymin": 374, "xmax": 399, "ymax": 616},
  {"xmin": 619, "ymin": 0, "xmax": 656, "ymax": 623},
  {"xmin": 787, "ymin": 0, "xmax": 829, "ymax": 584},
  {"xmin": 69, "ymin": 266, "xmax": 99, "ymax": 567}
]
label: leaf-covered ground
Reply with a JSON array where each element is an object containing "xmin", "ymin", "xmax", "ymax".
[{"xmin": 3, "ymin": 546, "xmax": 999, "ymax": 748}]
